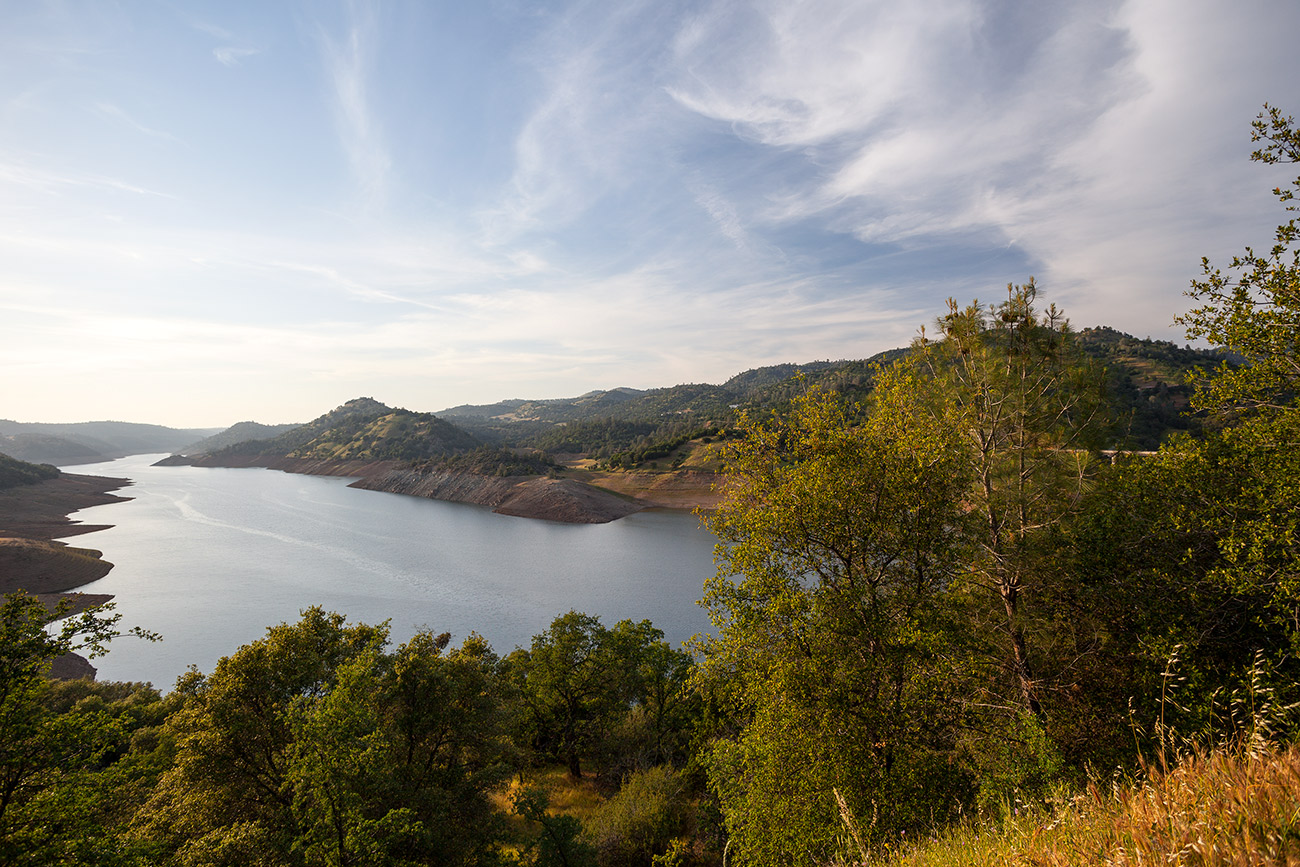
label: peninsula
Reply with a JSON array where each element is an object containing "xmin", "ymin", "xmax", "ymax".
[{"xmin": 0, "ymin": 455, "xmax": 132, "ymax": 678}]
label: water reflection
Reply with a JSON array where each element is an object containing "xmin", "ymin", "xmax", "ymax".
[{"xmin": 60, "ymin": 455, "xmax": 718, "ymax": 688}]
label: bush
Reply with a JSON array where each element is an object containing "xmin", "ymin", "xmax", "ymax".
[{"xmin": 585, "ymin": 766, "xmax": 690, "ymax": 867}]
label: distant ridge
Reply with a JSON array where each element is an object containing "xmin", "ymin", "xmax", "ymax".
[
  {"xmin": 149, "ymin": 325, "xmax": 1228, "ymax": 521},
  {"xmin": 0, "ymin": 419, "xmax": 221, "ymax": 465},
  {"xmin": 181, "ymin": 421, "xmax": 302, "ymax": 455}
]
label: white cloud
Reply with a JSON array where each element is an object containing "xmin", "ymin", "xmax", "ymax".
[
  {"xmin": 315, "ymin": 3, "xmax": 392, "ymax": 213},
  {"xmin": 213, "ymin": 46, "xmax": 259, "ymax": 67},
  {"xmin": 94, "ymin": 102, "xmax": 180, "ymax": 141},
  {"xmin": 480, "ymin": 1, "xmax": 687, "ymax": 242},
  {"xmin": 0, "ymin": 158, "xmax": 178, "ymax": 199},
  {"xmin": 657, "ymin": 0, "xmax": 1299, "ymax": 336}
]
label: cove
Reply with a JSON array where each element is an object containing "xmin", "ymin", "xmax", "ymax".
[{"xmin": 58, "ymin": 455, "xmax": 719, "ymax": 689}]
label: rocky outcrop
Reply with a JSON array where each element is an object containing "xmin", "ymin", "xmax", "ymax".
[{"xmin": 350, "ymin": 468, "xmax": 644, "ymax": 524}]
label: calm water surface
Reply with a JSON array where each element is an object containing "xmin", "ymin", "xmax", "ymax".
[{"xmin": 58, "ymin": 455, "xmax": 719, "ymax": 688}]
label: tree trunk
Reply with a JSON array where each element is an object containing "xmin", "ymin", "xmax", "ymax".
[{"xmin": 1001, "ymin": 580, "xmax": 1043, "ymax": 720}]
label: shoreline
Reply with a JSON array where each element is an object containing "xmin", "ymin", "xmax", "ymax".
[
  {"xmin": 0, "ymin": 472, "xmax": 133, "ymax": 680},
  {"xmin": 171, "ymin": 453, "xmax": 721, "ymax": 522}
]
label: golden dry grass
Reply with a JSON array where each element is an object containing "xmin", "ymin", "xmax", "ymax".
[
  {"xmin": 490, "ymin": 765, "xmax": 608, "ymax": 849},
  {"xmin": 881, "ymin": 744, "xmax": 1300, "ymax": 867}
]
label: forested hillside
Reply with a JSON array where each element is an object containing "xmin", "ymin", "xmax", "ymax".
[
  {"xmin": 0, "ymin": 452, "xmax": 59, "ymax": 490},
  {"xmin": 210, "ymin": 396, "xmax": 481, "ymax": 462},
  {"xmin": 436, "ymin": 334, "xmax": 1209, "ymax": 469},
  {"xmin": 0, "ymin": 420, "xmax": 221, "ymax": 465}
]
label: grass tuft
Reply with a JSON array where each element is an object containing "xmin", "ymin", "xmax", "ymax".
[{"xmin": 877, "ymin": 743, "xmax": 1300, "ymax": 866}]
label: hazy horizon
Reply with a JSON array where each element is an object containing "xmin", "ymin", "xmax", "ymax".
[{"xmin": 4, "ymin": 1, "xmax": 1298, "ymax": 428}]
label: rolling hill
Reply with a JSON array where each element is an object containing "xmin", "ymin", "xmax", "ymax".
[
  {"xmin": 206, "ymin": 397, "xmax": 481, "ymax": 463},
  {"xmin": 0, "ymin": 419, "xmax": 222, "ymax": 465}
]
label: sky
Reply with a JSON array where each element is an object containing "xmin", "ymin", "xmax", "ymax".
[{"xmin": 2, "ymin": 1, "xmax": 1298, "ymax": 428}]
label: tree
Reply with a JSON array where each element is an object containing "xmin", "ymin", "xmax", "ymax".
[
  {"xmin": 505, "ymin": 612, "xmax": 621, "ymax": 781},
  {"xmin": 0, "ymin": 593, "xmax": 158, "ymax": 866},
  {"xmin": 1178, "ymin": 103, "xmax": 1300, "ymax": 423},
  {"xmin": 133, "ymin": 609, "xmax": 510, "ymax": 866},
  {"xmin": 909, "ymin": 281, "xmax": 1108, "ymax": 720},
  {"xmin": 1043, "ymin": 106, "xmax": 1300, "ymax": 763},
  {"xmin": 1173, "ymin": 106, "xmax": 1300, "ymax": 665},
  {"xmin": 595, "ymin": 620, "xmax": 695, "ymax": 775},
  {"xmin": 696, "ymin": 384, "xmax": 976, "ymax": 861},
  {"xmin": 504, "ymin": 612, "xmax": 689, "ymax": 781}
]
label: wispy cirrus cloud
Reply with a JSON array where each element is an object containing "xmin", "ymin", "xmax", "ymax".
[
  {"xmin": 193, "ymin": 20, "xmax": 262, "ymax": 68},
  {"xmin": 481, "ymin": 1, "xmax": 687, "ymax": 242},
  {"xmin": 665, "ymin": 1, "xmax": 1130, "ymax": 246},
  {"xmin": 0, "ymin": 158, "xmax": 178, "ymax": 199},
  {"xmin": 315, "ymin": 2, "xmax": 391, "ymax": 213},
  {"xmin": 213, "ymin": 46, "xmax": 260, "ymax": 67},
  {"xmin": 94, "ymin": 102, "xmax": 179, "ymax": 141}
]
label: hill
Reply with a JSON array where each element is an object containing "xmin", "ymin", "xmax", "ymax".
[
  {"xmin": 205, "ymin": 397, "xmax": 481, "ymax": 463},
  {"xmin": 437, "ymin": 357, "xmax": 897, "ymax": 462},
  {"xmin": 1076, "ymin": 326, "xmax": 1230, "ymax": 447},
  {"xmin": 0, "ymin": 452, "xmax": 60, "ymax": 490},
  {"xmin": 436, "ymin": 331, "xmax": 1210, "ymax": 466},
  {"xmin": 0, "ymin": 419, "xmax": 222, "ymax": 464},
  {"xmin": 1, "ymin": 432, "xmax": 111, "ymax": 465},
  {"xmin": 180, "ymin": 421, "xmax": 302, "ymax": 455},
  {"xmin": 156, "ymin": 327, "xmax": 1228, "ymax": 519}
]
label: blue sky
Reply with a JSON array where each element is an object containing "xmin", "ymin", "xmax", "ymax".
[{"xmin": 2, "ymin": 0, "xmax": 1298, "ymax": 427}]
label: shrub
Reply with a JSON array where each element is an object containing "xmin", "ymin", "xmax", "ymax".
[{"xmin": 585, "ymin": 766, "xmax": 690, "ymax": 867}]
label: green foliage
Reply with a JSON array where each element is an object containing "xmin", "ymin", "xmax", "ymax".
[
  {"xmin": 1074, "ymin": 326, "xmax": 1228, "ymax": 447},
  {"xmin": 0, "ymin": 452, "xmax": 59, "ymax": 490},
  {"xmin": 419, "ymin": 445, "xmax": 556, "ymax": 477},
  {"xmin": 513, "ymin": 786, "xmax": 596, "ymax": 867},
  {"xmin": 133, "ymin": 609, "xmax": 510, "ymax": 866},
  {"xmin": 1077, "ymin": 104, "xmax": 1300, "ymax": 750},
  {"xmin": 529, "ymin": 420, "xmax": 662, "ymax": 456},
  {"xmin": 603, "ymin": 427, "xmax": 720, "ymax": 470},
  {"xmin": 504, "ymin": 613, "xmax": 693, "ymax": 782},
  {"xmin": 1179, "ymin": 103, "xmax": 1300, "ymax": 423},
  {"xmin": 0, "ymin": 593, "xmax": 161, "ymax": 866},
  {"xmin": 698, "ymin": 384, "xmax": 977, "ymax": 862},
  {"xmin": 585, "ymin": 766, "xmax": 690, "ymax": 867},
  {"xmin": 213, "ymin": 398, "xmax": 481, "ymax": 462},
  {"xmin": 910, "ymin": 281, "xmax": 1109, "ymax": 719}
]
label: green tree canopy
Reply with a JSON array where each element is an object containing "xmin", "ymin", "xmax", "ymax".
[
  {"xmin": 133, "ymin": 609, "xmax": 510, "ymax": 867},
  {"xmin": 1179, "ymin": 103, "xmax": 1300, "ymax": 422},
  {"xmin": 503, "ymin": 612, "xmax": 692, "ymax": 782},
  {"xmin": 697, "ymin": 383, "xmax": 976, "ymax": 861}
]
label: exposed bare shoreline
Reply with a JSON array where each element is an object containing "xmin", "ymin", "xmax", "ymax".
[
  {"xmin": 172, "ymin": 453, "xmax": 723, "ymax": 522},
  {"xmin": 0, "ymin": 473, "xmax": 133, "ymax": 679}
]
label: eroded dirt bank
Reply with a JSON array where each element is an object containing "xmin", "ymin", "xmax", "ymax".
[
  {"xmin": 172, "ymin": 453, "xmax": 723, "ymax": 522},
  {"xmin": 580, "ymin": 469, "xmax": 726, "ymax": 511},
  {"xmin": 0, "ymin": 473, "xmax": 133, "ymax": 680},
  {"xmin": 351, "ymin": 468, "xmax": 644, "ymax": 523},
  {"xmin": 0, "ymin": 473, "xmax": 132, "ymax": 539}
]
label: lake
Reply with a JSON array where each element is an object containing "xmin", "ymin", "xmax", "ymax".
[{"xmin": 57, "ymin": 455, "xmax": 720, "ymax": 688}]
